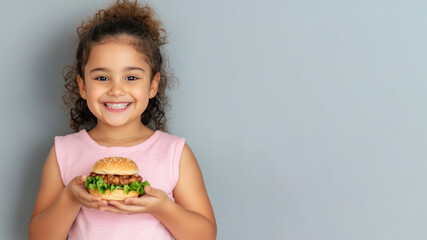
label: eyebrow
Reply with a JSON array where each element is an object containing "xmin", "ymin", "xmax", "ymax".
[{"xmin": 89, "ymin": 67, "xmax": 146, "ymax": 74}]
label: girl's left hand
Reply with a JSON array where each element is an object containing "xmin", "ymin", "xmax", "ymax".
[{"xmin": 99, "ymin": 185, "xmax": 171, "ymax": 215}]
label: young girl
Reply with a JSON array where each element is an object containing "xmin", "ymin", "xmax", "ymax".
[{"xmin": 28, "ymin": 1, "xmax": 216, "ymax": 239}]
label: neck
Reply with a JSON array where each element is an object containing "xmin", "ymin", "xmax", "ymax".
[{"xmin": 89, "ymin": 121, "xmax": 153, "ymax": 143}]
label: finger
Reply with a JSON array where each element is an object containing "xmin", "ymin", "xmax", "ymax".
[
  {"xmin": 99, "ymin": 205, "xmax": 132, "ymax": 214},
  {"xmin": 76, "ymin": 189, "xmax": 103, "ymax": 202},
  {"xmin": 81, "ymin": 195, "xmax": 102, "ymax": 202},
  {"xmin": 109, "ymin": 200, "xmax": 146, "ymax": 213},
  {"xmin": 77, "ymin": 184, "xmax": 102, "ymax": 202},
  {"xmin": 82, "ymin": 201, "xmax": 102, "ymax": 209},
  {"xmin": 73, "ymin": 175, "xmax": 87, "ymax": 184},
  {"xmin": 78, "ymin": 195, "xmax": 103, "ymax": 205},
  {"xmin": 80, "ymin": 175, "xmax": 87, "ymax": 182},
  {"xmin": 81, "ymin": 199, "xmax": 108, "ymax": 209},
  {"xmin": 124, "ymin": 195, "xmax": 154, "ymax": 208},
  {"xmin": 123, "ymin": 197, "xmax": 145, "ymax": 205},
  {"xmin": 144, "ymin": 185, "xmax": 159, "ymax": 197}
]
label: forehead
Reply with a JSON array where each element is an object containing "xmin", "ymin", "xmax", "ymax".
[
  {"xmin": 100, "ymin": 34, "xmax": 143, "ymax": 46},
  {"xmin": 85, "ymin": 37, "xmax": 150, "ymax": 71}
]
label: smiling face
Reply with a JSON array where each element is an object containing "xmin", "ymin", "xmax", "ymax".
[{"xmin": 77, "ymin": 37, "xmax": 160, "ymax": 129}]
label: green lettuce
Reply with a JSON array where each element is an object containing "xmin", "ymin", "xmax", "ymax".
[{"xmin": 85, "ymin": 176, "xmax": 150, "ymax": 195}]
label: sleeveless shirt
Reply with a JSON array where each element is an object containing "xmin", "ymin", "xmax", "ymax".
[{"xmin": 55, "ymin": 130, "xmax": 185, "ymax": 240}]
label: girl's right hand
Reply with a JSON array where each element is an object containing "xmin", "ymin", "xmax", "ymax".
[{"xmin": 65, "ymin": 175, "xmax": 108, "ymax": 209}]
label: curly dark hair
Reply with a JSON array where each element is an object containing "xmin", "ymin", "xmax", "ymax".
[{"xmin": 62, "ymin": 0, "xmax": 174, "ymax": 132}]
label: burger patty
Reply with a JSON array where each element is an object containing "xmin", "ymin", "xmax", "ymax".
[{"xmin": 89, "ymin": 172, "xmax": 143, "ymax": 186}]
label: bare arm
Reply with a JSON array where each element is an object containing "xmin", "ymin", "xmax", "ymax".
[
  {"xmin": 28, "ymin": 146, "xmax": 107, "ymax": 240},
  {"xmin": 154, "ymin": 144, "xmax": 217, "ymax": 239}
]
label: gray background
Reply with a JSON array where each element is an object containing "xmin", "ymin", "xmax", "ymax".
[{"xmin": 1, "ymin": 0, "xmax": 426, "ymax": 239}]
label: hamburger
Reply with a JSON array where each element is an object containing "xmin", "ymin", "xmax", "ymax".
[{"xmin": 84, "ymin": 156, "xmax": 150, "ymax": 200}]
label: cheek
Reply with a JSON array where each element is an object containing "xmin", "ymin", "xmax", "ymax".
[
  {"xmin": 85, "ymin": 85, "xmax": 102, "ymax": 99},
  {"xmin": 134, "ymin": 83, "xmax": 151, "ymax": 97},
  {"xmin": 85, "ymin": 87, "xmax": 104, "ymax": 111},
  {"xmin": 132, "ymin": 88, "xmax": 150, "ymax": 109},
  {"xmin": 136, "ymin": 90, "xmax": 150, "ymax": 102}
]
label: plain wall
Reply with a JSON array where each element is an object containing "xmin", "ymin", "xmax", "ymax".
[{"xmin": 1, "ymin": 0, "xmax": 426, "ymax": 239}]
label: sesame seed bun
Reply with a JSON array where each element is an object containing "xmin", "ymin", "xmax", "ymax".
[{"xmin": 91, "ymin": 156, "xmax": 139, "ymax": 175}]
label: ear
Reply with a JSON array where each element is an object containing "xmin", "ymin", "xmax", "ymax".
[
  {"xmin": 149, "ymin": 72, "xmax": 160, "ymax": 99},
  {"xmin": 77, "ymin": 75, "xmax": 87, "ymax": 99}
]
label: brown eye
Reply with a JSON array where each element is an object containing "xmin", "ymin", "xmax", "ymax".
[
  {"xmin": 126, "ymin": 76, "xmax": 138, "ymax": 81},
  {"xmin": 95, "ymin": 76, "xmax": 108, "ymax": 81}
]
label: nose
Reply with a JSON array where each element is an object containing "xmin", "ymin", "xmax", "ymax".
[{"xmin": 107, "ymin": 80, "xmax": 126, "ymax": 96}]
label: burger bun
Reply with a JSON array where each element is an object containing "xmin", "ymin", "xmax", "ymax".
[
  {"xmin": 89, "ymin": 188, "xmax": 139, "ymax": 201},
  {"xmin": 91, "ymin": 156, "xmax": 139, "ymax": 175}
]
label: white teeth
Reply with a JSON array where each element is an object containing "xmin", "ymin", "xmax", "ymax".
[{"xmin": 105, "ymin": 103, "xmax": 130, "ymax": 109}]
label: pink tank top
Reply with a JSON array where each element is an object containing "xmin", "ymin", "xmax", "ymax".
[{"xmin": 55, "ymin": 130, "xmax": 185, "ymax": 240}]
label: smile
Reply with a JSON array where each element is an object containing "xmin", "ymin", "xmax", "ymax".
[{"xmin": 103, "ymin": 102, "xmax": 131, "ymax": 110}]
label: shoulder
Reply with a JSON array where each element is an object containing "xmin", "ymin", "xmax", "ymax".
[
  {"xmin": 55, "ymin": 130, "xmax": 86, "ymax": 142},
  {"xmin": 155, "ymin": 130, "xmax": 185, "ymax": 142},
  {"xmin": 55, "ymin": 130, "xmax": 88, "ymax": 150},
  {"xmin": 54, "ymin": 130, "xmax": 89, "ymax": 167},
  {"xmin": 153, "ymin": 130, "xmax": 186, "ymax": 149}
]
